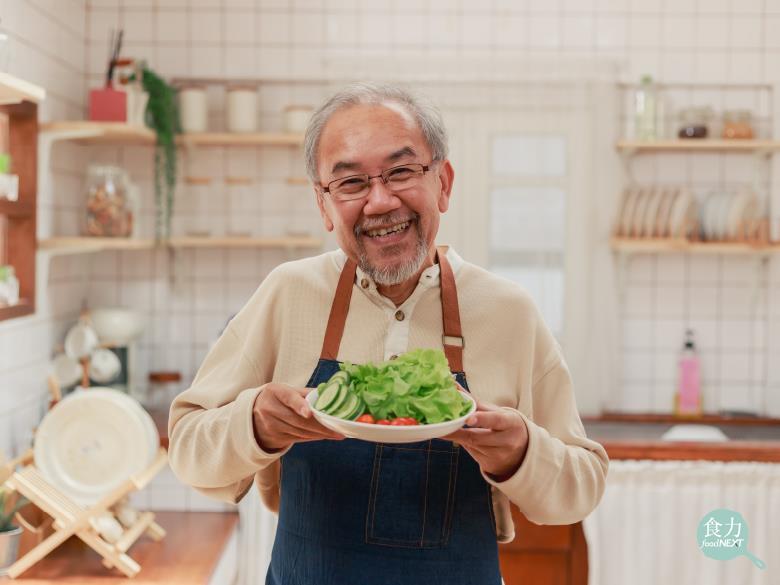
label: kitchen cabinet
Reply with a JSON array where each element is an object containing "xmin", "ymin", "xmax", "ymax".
[
  {"xmin": 499, "ymin": 510, "xmax": 587, "ymax": 585},
  {"xmin": 0, "ymin": 73, "xmax": 45, "ymax": 321}
]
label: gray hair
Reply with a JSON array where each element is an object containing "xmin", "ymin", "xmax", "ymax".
[{"xmin": 303, "ymin": 82, "xmax": 449, "ymax": 184}]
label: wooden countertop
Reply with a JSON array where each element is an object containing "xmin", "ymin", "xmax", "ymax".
[
  {"xmin": 3, "ymin": 511, "xmax": 238, "ymax": 584},
  {"xmin": 584, "ymin": 412, "xmax": 780, "ymax": 462}
]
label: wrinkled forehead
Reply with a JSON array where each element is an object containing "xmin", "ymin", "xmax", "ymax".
[{"xmin": 318, "ymin": 102, "xmax": 429, "ymax": 176}]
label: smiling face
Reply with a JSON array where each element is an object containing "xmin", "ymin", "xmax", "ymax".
[{"xmin": 315, "ymin": 103, "xmax": 454, "ymax": 286}]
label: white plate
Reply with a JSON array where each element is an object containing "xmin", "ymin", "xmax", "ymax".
[
  {"xmin": 701, "ymin": 192, "xmax": 720, "ymax": 240},
  {"xmin": 669, "ymin": 189, "xmax": 694, "ymax": 237},
  {"xmin": 632, "ymin": 189, "xmax": 651, "ymax": 237},
  {"xmin": 715, "ymin": 191, "xmax": 735, "ymax": 240},
  {"xmin": 64, "ymin": 321, "xmax": 99, "ymax": 360},
  {"xmin": 34, "ymin": 387, "xmax": 158, "ymax": 506},
  {"xmin": 89, "ymin": 348, "xmax": 121, "ymax": 384},
  {"xmin": 620, "ymin": 189, "xmax": 640, "ymax": 236},
  {"xmin": 726, "ymin": 189, "xmax": 758, "ymax": 239},
  {"xmin": 655, "ymin": 188, "xmax": 678, "ymax": 238},
  {"xmin": 643, "ymin": 187, "xmax": 665, "ymax": 237},
  {"xmin": 52, "ymin": 353, "xmax": 82, "ymax": 387},
  {"xmin": 307, "ymin": 389, "xmax": 476, "ymax": 444}
]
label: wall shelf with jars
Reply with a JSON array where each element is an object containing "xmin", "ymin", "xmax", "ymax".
[{"xmin": 0, "ymin": 73, "xmax": 45, "ymax": 322}]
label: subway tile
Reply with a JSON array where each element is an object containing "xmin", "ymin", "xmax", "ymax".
[
  {"xmin": 528, "ymin": 15, "xmax": 560, "ymax": 49},
  {"xmin": 189, "ymin": 10, "xmax": 222, "ymax": 44},
  {"xmin": 122, "ymin": 9, "xmax": 154, "ymax": 43},
  {"xmin": 292, "ymin": 12, "xmax": 325, "ymax": 45},
  {"xmin": 594, "ymin": 14, "xmax": 626, "ymax": 49},
  {"xmin": 155, "ymin": 10, "xmax": 188, "ymax": 43},
  {"xmin": 561, "ymin": 15, "xmax": 594, "ymax": 49}
]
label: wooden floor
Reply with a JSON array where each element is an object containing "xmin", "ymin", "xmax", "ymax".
[{"xmin": 5, "ymin": 511, "xmax": 238, "ymax": 584}]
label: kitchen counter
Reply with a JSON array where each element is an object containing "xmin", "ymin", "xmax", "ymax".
[
  {"xmin": 2, "ymin": 511, "xmax": 238, "ymax": 584},
  {"xmin": 583, "ymin": 413, "xmax": 780, "ymax": 462}
]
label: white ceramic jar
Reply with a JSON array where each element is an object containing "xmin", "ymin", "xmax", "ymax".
[
  {"xmin": 284, "ymin": 105, "xmax": 314, "ymax": 133},
  {"xmin": 179, "ymin": 85, "xmax": 208, "ymax": 133},
  {"xmin": 226, "ymin": 86, "xmax": 258, "ymax": 133}
]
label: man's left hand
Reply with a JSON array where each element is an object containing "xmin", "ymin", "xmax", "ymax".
[{"xmin": 443, "ymin": 387, "xmax": 529, "ymax": 482}]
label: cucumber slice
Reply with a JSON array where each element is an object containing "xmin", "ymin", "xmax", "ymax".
[
  {"xmin": 322, "ymin": 384, "xmax": 348, "ymax": 414},
  {"xmin": 346, "ymin": 396, "xmax": 366, "ymax": 420},
  {"xmin": 329, "ymin": 371, "xmax": 349, "ymax": 384},
  {"xmin": 315, "ymin": 381, "xmax": 343, "ymax": 411},
  {"xmin": 331, "ymin": 393, "xmax": 359, "ymax": 419}
]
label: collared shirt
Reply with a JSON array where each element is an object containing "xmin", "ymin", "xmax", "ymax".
[{"xmin": 168, "ymin": 246, "xmax": 608, "ymax": 541}]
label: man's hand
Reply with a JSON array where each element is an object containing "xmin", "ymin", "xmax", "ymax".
[
  {"xmin": 444, "ymin": 384, "xmax": 529, "ymax": 482},
  {"xmin": 252, "ymin": 384, "xmax": 344, "ymax": 452}
]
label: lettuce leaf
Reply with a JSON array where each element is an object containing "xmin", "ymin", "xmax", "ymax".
[{"xmin": 340, "ymin": 348, "xmax": 472, "ymax": 424}]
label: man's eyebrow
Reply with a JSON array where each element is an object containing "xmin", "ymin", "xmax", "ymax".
[{"xmin": 329, "ymin": 146, "xmax": 419, "ymax": 176}]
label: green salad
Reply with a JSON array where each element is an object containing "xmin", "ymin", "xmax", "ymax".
[{"xmin": 314, "ymin": 348, "xmax": 472, "ymax": 425}]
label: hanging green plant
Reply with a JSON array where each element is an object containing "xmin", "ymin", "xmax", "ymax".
[{"xmin": 135, "ymin": 64, "xmax": 180, "ymax": 240}]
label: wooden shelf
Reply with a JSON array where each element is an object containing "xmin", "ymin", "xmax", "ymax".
[
  {"xmin": 168, "ymin": 235, "xmax": 321, "ymax": 248},
  {"xmin": 38, "ymin": 235, "xmax": 322, "ymax": 255},
  {"xmin": 0, "ymin": 199, "xmax": 34, "ymax": 217},
  {"xmin": 40, "ymin": 121, "xmax": 156, "ymax": 144},
  {"xmin": 0, "ymin": 72, "xmax": 45, "ymax": 105},
  {"xmin": 177, "ymin": 132, "xmax": 303, "ymax": 147},
  {"xmin": 610, "ymin": 237, "xmax": 776, "ymax": 254},
  {"xmin": 616, "ymin": 139, "xmax": 779, "ymax": 154},
  {"xmin": 37, "ymin": 237, "xmax": 157, "ymax": 255},
  {"xmin": 0, "ymin": 299, "xmax": 34, "ymax": 320},
  {"xmin": 40, "ymin": 122, "xmax": 304, "ymax": 147}
]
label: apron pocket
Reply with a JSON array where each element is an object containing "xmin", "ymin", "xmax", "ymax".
[{"xmin": 365, "ymin": 438, "xmax": 459, "ymax": 549}]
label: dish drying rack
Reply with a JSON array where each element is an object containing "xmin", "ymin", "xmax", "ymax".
[{"xmin": 0, "ymin": 379, "xmax": 168, "ymax": 578}]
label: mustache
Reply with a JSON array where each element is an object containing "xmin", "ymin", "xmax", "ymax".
[{"xmin": 354, "ymin": 213, "xmax": 418, "ymax": 237}]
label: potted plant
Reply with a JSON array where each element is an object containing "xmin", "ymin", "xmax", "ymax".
[
  {"xmin": 0, "ymin": 488, "xmax": 27, "ymax": 575},
  {"xmin": 131, "ymin": 62, "xmax": 181, "ymax": 240}
]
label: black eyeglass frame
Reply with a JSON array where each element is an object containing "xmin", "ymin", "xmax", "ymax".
[{"xmin": 319, "ymin": 162, "xmax": 434, "ymax": 200}]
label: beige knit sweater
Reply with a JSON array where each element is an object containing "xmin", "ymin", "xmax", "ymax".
[{"xmin": 168, "ymin": 247, "xmax": 609, "ymax": 542}]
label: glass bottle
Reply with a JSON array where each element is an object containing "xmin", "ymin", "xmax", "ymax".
[{"xmin": 634, "ymin": 75, "xmax": 658, "ymax": 141}]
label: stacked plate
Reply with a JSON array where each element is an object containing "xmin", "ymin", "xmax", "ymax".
[
  {"xmin": 699, "ymin": 188, "xmax": 760, "ymax": 241},
  {"xmin": 616, "ymin": 187, "xmax": 697, "ymax": 238},
  {"xmin": 34, "ymin": 387, "xmax": 159, "ymax": 506}
]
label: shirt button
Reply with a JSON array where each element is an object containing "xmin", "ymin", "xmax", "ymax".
[
  {"xmin": 360, "ymin": 278, "xmax": 369, "ymax": 289},
  {"xmin": 395, "ymin": 310, "xmax": 405, "ymax": 321},
  {"xmin": 389, "ymin": 354, "xmax": 398, "ymax": 360}
]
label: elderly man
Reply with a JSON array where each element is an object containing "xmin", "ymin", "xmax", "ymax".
[{"xmin": 168, "ymin": 82, "xmax": 608, "ymax": 585}]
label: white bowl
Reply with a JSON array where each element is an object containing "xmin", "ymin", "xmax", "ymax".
[
  {"xmin": 91, "ymin": 308, "xmax": 144, "ymax": 345},
  {"xmin": 306, "ymin": 388, "xmax": 476, "ymax": 444}
]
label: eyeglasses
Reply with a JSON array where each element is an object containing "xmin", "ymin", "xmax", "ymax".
[{"xmin": 321, "ymin": 163, "xmax": 433, "ymax": 201}]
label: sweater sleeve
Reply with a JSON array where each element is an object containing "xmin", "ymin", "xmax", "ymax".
[
  {"xmin": 483, "ymin": 352, "xmax": 609, "ymax": 525},
  {"xmin": 167, "ymin": 270, "xmax": 291, "ymax": 504}
]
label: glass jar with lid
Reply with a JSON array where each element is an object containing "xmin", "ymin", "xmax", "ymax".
[
  {"xmin": 85, "ymin": 165, "xmax": 136, "ymax": 238},
  {"xmin": 678, "ymin": 106, "xmax": 714, "ymax": 139},
  {"xmin": 721, "ymin": 109, "xmax": 754, "ymax": 139}
]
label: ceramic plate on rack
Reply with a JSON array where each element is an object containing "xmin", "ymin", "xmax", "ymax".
[
  {"xmin": 713, "ymin": 191, "xmax": 735, "ymax": 241},
  {"xmin": 702, "ymin": 192, "xmax": 722, "ymax": 241},
  {"xmin": 669, "ymin": 189, "xmax": 694, "ymax": 238},
  {"xmin": 655, "ymin": 188, "xmax": 678, "ymax": 238},
  {"xmin": 620, "ymin": 188, "xmax": 640, "ymax": 236},
  {"xmin": 726, "ymin": 188, "xmax": 758, "ymax": 239},
  {"xmin": 643, "ymin": 187, "xmax": 665, "ymax": 238},
  {"xmin": 632, "ymin": 189, "xmax": 652, "ymax": 237},
  {"xmin": 34, "ymin": 387, "xmax": 158, "ymax": 506}
]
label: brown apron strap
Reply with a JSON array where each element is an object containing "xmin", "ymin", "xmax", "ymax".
[
  {"xmin": 320, "ymin": 247, "xmax": 465, "ymax": 371},
  {"xmin": 320, "ymin": 257, "xmax": 357, "ymax": 360},
  {"xmin": 436, "ymin": 245, "xmax": 464, "ymax": 372}
]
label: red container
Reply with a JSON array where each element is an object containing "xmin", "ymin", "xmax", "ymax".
[{"xmin": 89, "ymin": 88, "xmax": 127, "ymax": 122}]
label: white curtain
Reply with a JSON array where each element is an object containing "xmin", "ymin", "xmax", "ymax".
[
  {"xmin": 236, "ymin": 490, "xmax": 277, "ymax": 585},
  {"xmin": 584, "ymin": 459, "xmax": 780, "ymax": 585}
]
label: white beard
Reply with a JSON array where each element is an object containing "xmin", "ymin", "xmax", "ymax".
[{"xmin": 356, "ymin": 221, "xmax": 430, "ymax": 286}]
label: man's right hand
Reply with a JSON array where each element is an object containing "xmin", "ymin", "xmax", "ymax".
[{"xmin": 252, "ymin": 384, "xmax": 345, "ymax": 452}]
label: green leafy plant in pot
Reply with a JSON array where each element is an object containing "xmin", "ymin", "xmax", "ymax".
[
  {"xmin": 0, "ymin": 488, "xmax": 28, "ymax": 575},
  {"xmin": 133, "ymin": 62, "xmax": 181, "ymax": 240}
]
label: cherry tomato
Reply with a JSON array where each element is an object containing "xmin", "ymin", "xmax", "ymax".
[
  {"xmin": 376, "ymin": 419, "xmax": 391, "ymax": 425},
  {"xmin": 389, "ymin": 418, "xmax": 407, "ymax": 426},
  {"xmin": 400, "ymin": 417, "xmax": 420, "ymax": 426},
  {"xmin": 356, "ymin": 414, "xmax": 375, "ymax": 424}
]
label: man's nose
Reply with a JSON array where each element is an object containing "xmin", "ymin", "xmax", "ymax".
[{"xmin": 362, "ymin": 177, "xmax": 401, "ymax": 215}]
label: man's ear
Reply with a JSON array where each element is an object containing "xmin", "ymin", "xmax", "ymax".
[
  {"xmin": 436, "ymin": 160, "xmax": 454, "ymax": 213},
  {"xmin": 315, "ymin": 189, "xmax": 334, "ymax": 231}
]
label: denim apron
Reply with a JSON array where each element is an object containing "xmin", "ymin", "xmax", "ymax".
[{"xmin": 266, "ymin": 246, "xmax": 501, "ymax": 585}]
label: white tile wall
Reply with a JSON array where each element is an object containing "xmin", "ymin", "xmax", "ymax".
[{"xmin": 3, "ymin": 0, "xmax": 780, "ymax": 511}]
